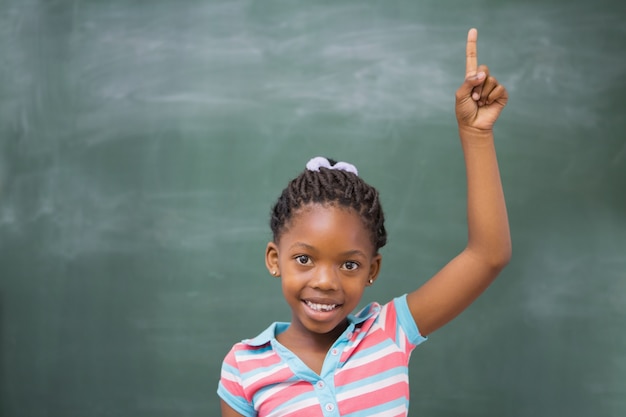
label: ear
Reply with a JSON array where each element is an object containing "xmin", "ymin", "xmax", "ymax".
[
  {"xmin": 367, "ymin": 253, "xmax": 382, "ymax": 286},
  {"xmin": 265, "ymin": 241, "xmax": 280, "ymax": 277}
]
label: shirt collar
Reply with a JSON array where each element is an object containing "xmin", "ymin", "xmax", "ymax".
[
  {"xmin": 243, "ymin": 322, "xmax": 288, "ymax": 347},
  {"xmin": 242, "ymin": 302, "xmax": 380, "ymax": 347}
]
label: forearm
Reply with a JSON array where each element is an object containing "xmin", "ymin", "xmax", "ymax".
[{"xmin": 459, "ymin": 127, "xmax": 511, "ymax": 268}]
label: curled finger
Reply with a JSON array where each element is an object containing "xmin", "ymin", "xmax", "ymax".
[
  {"xmin": 486, "ymin": 84, "xmax": 508, "ymax": 106},
  {"xmin": 478, "ymin": 75, "xmax": 498, "ymax": 106},
  {"xmin": 471, "ymin": 64, "xmax": 490, "ymax": 101}
]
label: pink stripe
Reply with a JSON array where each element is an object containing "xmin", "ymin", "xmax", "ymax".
[
  {"xmin": 338, "ymin": 382, "xmax": 409, "ymax": 414},
  {"xmin": 258, "ymin": 383, "xmax": 317, "ymax": 416},
  {"xmin": 384, "ymin": 301, "xmax": 399, "ymax": 340},
  {"xmin": 220, "ymin": 378, "xmax": 246, "ymax": 399},
  {"xmin": 246, "ymin": 366, "xmax": 295, "ymax": 395},
  {"xmin": 233, "ymin": 348, "xmax": 284, "ymax": 373},
  {"xmin": 335, "ymin": 350, "xmax": 406, "ymax": 386}
]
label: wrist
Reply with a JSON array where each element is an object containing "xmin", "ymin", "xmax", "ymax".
[{"xmin": 458, "ymin": 126, "xmax": 495, "ymax": 145}]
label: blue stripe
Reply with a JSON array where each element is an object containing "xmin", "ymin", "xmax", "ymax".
[
  {"xmin": 217, "ymin": 382, "xmax": 254, "ymax": 416},
  {"xmin": 342, "ymin": 397, "xmax": 407, "ymax": 417},
  {"xmin": 393, "ymin": 294, "xmax": 427, "ymax": 345},
  {"xmin": 337, "ymin": 366, "xmax": 408, "ymax": 393}
]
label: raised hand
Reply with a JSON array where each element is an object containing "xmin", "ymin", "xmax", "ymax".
[{"xmin": 455, "ymin": 28, "xmax": 508, "ymax": 132}]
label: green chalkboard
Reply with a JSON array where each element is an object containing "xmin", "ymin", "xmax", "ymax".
[{"xmin": 1, "ymin": 0, "xmax": 625, "ymax": 416}]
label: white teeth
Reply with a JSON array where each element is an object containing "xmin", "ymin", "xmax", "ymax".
[{"xmin": 305, "ymin": 301, "xmax": 337, "ymax": 312}]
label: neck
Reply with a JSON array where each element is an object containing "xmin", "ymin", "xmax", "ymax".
[{"xmin": 279, "ymin": 319, "xmax": 349, "ymax": 352}]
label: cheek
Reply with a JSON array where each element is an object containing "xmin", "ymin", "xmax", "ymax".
[
  {"xmin": 343, "ymin": 278, "xmax": 368, "ymax": 297},
  {"xmin": 279, "ymin": 274, "xmax": 304, "ymax": 297},
  {"xmin": 280, "ymin": 280, "xmax": 296, "ymax": 305}
]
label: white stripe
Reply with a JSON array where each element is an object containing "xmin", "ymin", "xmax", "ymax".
[
  {"xmin": 265, "ymin": 396, "xmax": 319, "ymax": 417},
  {"xmin": 377, "ymin": 307, "xmax": 388, "ymax": 330},
  {"xmin": 255, "ymin": 380, "xmax": 299, "ymax": 405},
  {"xmin": 335, "ymin": 344, "xmax": 398, "ymax": 374},
  {"xmin": 398, "ymin": 326, "xmax": 407, "ymax": 352},
  {"xmin": 238, "ymin": 350, "xmax": 274, "ymax": 362},
  {"xmin": 366, "ymin": 404, "xmax": 408, "ymax": 417},
  {"xmin": 243, "ymin": 363, "xmax": 290, "ymax": 387},
  {"xmin": 221, "ymin": 370, "xmax": 242, "ymax": 385},
  {"xmin": 336, "ymin": 373, "xmax": 408, "ymax": 401}
]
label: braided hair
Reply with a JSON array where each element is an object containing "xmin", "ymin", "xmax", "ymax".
[{"xmin": 270, "ymin": 158, "xmax": 387, "ymax": 252}]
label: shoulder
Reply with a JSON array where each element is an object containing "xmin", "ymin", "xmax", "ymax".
[
  {"xmin": 354, "ymin": 295, "xmax": 427, "ymax": 347},
  {"xmin": 219, "ymin": 322, "xmax": 288, "ymax": 406},
  {"xmin": 352, "ymin": 296, "xmax": 406, "ymax": 327},
  {"xmin": 222, "ymin": 322, "xmax": 284, "ymax": 367}
]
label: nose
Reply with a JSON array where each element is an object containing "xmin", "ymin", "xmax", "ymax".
[{"xmin": 311, "ymin": 265, "xmax": 339, "ymax": 291}]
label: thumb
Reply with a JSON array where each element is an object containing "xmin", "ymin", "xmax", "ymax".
[{"xmin": 456, "ymin": 71, "xmax": 486, "ymax": 99}]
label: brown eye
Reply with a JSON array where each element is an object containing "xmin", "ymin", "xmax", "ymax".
[
  {"xmin": 295, "ymin": 255, "xmax": 311, "ymax": 265},
  {"xmin": 342, "ymin": 261, "xmax": 359, "ymax": 271}
]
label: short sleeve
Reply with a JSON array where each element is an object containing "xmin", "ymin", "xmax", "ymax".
[
  {"xmin": 217, "ymin": 347, "xmax": 256, "ymax": 416},
  {"xmin": 393, "ymin": 294, "xmax": 428, "ymax": 347}
]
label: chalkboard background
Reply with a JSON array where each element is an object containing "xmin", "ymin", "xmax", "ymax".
[{"xmin": 1, "ymin": 0, "xmax": 625, "ymax": 416}]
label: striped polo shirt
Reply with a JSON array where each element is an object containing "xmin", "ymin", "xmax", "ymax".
[{"xmin": 218, "ymin": 294, "xmax": 427, "ymax": 416}]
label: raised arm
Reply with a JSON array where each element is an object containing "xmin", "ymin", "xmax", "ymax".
[{"xmin": 406, "ymin": 28, "xmax": 511, "ymax": 336}]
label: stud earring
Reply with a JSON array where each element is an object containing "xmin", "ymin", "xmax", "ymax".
[
  {"xmin": 368, "ymin": 279, "xmax": 373, "ymax": 284},
  {"xmin": 272, "ymin": 270, "xmax": 278, "ymax": 276}
]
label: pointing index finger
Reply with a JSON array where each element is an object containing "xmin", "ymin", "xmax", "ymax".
[{"xmin": 466, "ymin": 28, "xmax": 478, "ymax": 76}]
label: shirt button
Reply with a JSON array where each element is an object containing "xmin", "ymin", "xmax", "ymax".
[
  {"xmin": 346, "ymin": 332, "xmax": 353, "ymax": 339},
  {"xmin": 317, "ymin": 381, "xmax": 325, "ymax": 389},
  {"xmin": 331, "ymin": 348, "xmax": 339, "ymax": 355},
  {"xmin": 325, "ymin": 403, "xmax": 335, "ymax": 412}
]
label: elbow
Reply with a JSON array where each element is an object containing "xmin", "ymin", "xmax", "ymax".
[
  {"xmin": 470, "ymin": 242, "xmax": 511, "ymax": 272},
  {"xmin": 491, "ymin": 242, "xmax": 512, "ymax": 271},
  {"xmin": 496, "ymin": 253, "xmax": 511, "ymax": 272},
  {"xmin": 491, "ymin": 230, "xmax": 512, "ymax": 270},
  {"xmin": 466, "ymin": 237, "xmax": 512, "ymax": 273}
]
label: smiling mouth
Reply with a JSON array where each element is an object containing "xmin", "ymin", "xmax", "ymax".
[{"xmin": 304, "ymin": 300, "xmax": 340, "ymax": 312}]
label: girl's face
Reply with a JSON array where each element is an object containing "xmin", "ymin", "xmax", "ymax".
[{"xmin": 266, "ymin": 203, "xmax": 381, "ymax": 339}]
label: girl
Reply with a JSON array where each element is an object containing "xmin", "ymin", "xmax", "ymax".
[{"xmin": 218, "ymin": 28, "xmax": 511, "ymax": 417}]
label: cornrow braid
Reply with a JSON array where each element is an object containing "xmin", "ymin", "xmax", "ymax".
[{"xmin": 270, "ymin": 158, "xmax": 387, "ymax": 252}]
